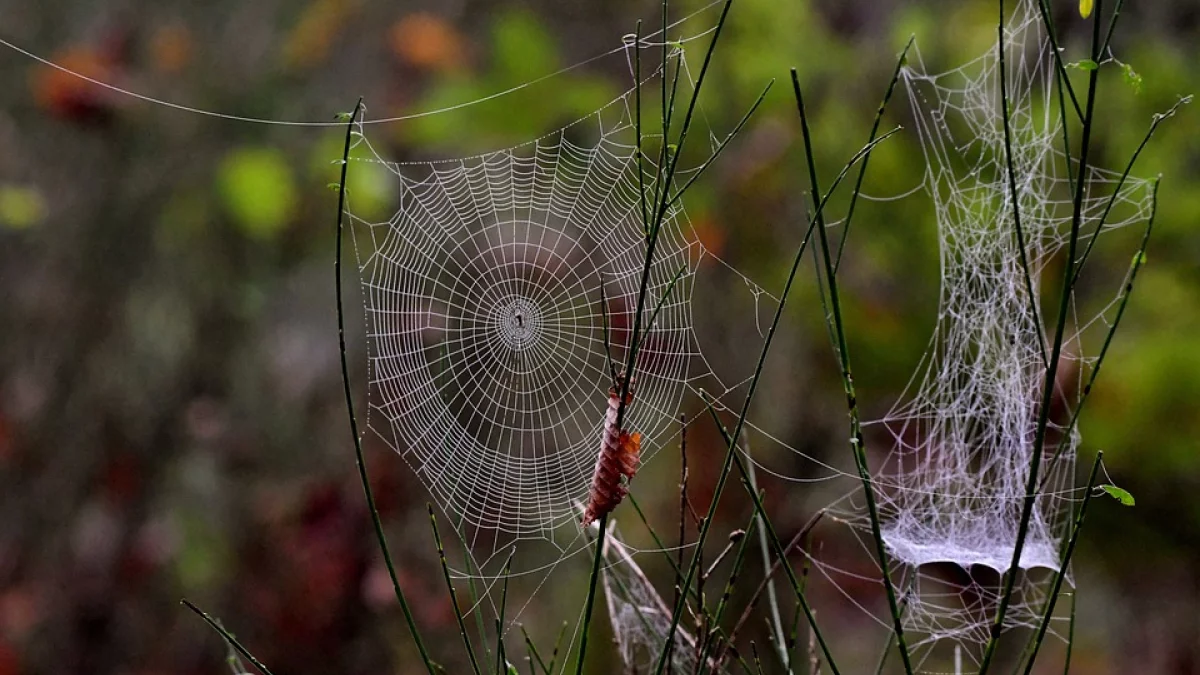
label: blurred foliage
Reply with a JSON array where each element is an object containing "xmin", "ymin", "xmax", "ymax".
[
  {"xmin": 217, "ymin": 147, "xmax": 297, "ymax": 239},
  {"xmin": 0, "ymin": 0, "xmax": 1196, "ymax": 673}
]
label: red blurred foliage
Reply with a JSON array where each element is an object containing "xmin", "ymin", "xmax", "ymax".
[
  {"xmin": 31, "ymin": 34, "xmax": 130, "ymax": 126},
  {"xmin": 390, "ymin": 13, "xmax": 467, "ymax": 73}
]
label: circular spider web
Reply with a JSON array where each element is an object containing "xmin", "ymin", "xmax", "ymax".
[{"xmin": 347, "ymin": 86, "xmax": 713, "ymax": 548}]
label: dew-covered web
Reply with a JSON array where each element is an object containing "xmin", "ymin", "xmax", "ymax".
[
  {"xmin": 342, "ymin": 0, "xmax": 1155, "ymax": 666},
  {"xmin": 343, "ymin": 37, "xmax": 783, "ymax": 582},
  {"xmin": 811, "ymin": 0, "xmax": 1155, "ymax": 662}
]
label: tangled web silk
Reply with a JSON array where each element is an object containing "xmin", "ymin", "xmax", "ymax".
[{"xmin": 820, "ymin": 0, "xmax": 1155, "ymax": 655}]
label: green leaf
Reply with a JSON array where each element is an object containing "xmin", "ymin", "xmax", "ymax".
[
  {"xmin": 1101, "ymin": 484, "xmax": 1136, "ymax": 506},
  {"xmin": 310, "ymin": 131, "xmax": 392, "ymax": 221},
  {"xmin": 333, "ymin": 111, "xmax": 353, "ymax": 122},
  {"xmin": 1080, "ymin": 0, "xmax": 1094, "ymax": 18},
  {"xmin": 1121, "ymin": 62, "xmax": 1144, "ymax": 93},
  {"xmin": 1069, "ymin": 59, "xmax": 1099, "ymax": 71}
]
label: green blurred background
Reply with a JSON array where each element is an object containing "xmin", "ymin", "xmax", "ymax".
[{"xmin": 0, "ymin": 0, "xmax": 1196, "ymax": 673}]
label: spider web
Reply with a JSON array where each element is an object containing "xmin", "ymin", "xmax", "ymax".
[
  {"xmin": 811, "ymin": 0, "xmax": 1155, "ymax": 664},
  {"xmin": 341, "ymin": 1, "xmax": 1156, "ymax": 668},
  {"xmin": 344, "ymin": 40, "xmax": 781, "ymax": 577}
]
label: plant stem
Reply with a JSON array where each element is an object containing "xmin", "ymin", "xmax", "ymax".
[
  {"xmin": 715, "ymin": 510, "xmax": 825, "ymax": 670},
  {"xmin": 997, "ymin": 0, "xmax": 1050, "ymax": 369},
  {"xmin": 790, "ymin": 69, "xmax": 914, "ymax": 675},
  {"xmin": 522, "ymin": 625, "xmax": 551, "ymax": 675},
  {"xmin": 1071, "ymin": 98, "xmax": 1188, "ymax": 285},
  {"xmin": 574, "ymin": 512, "xmax": 609, "ymax": 674},
  {"xmin": 658, "ymin": 122, "xmax": 900, "ymax": 675},
  {"xmin": 745, "ymin": 449, "xmax": 790, "ymax": 672},
  {"xmin": 834, "ymin": 35, "xmax": 915, "ymax": 272},
  {"xmin": 334, "ymin": 99, "xmax": 436, "ymax": 674},
  {"xmin": 497, "ymin": 550, "xmax": 515, "ymax": 674},
  {"xmin": 1039, "ymin": 179, "xmax": 1159, "ymax": 492},
  {"xmin": 182, "ymin": 600, "xmax": 274, "ymax": 675},
  {"xmin": 977, "ymin": 2, "xmax": 1104, "ymax": 672},
  {"xmin": 1019, "ymin": 452, "xmax": 1104, "ymax": 675},
  {"xmin": 429, "ymin": 505, "xmax": 483, "ymax": 675}
]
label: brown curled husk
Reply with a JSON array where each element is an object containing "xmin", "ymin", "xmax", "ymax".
[{"xmin": 582, "ymin": 386, "xmax": 642, "ymax": 526}]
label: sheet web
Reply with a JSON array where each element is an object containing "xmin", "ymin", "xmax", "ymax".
[{"xmin": 816, "ymin": 0, "xmax": 1155, "ymax": 662}]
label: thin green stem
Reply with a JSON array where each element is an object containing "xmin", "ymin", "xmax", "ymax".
[
  {"xmin": 998, "ymin": 2, "xmax": 1050, "ymax": 369},
  {"xmin": 695, "ymin": 514, "xmax": 757, "ymax": 672},
  {"xmin": 672, "ymin": 413, "xmax": 689, "ymax": 675},
  {"xmin": 790, "ymin": 69, "xmax": 914, "ymax": 675},
  {"xmin": 699, "ymin": 399, "xmax": 839, "ymax": 675},
  {"xmin": 636, "ymin": 263, "xmax": 690, "ymax": 356},
  {"xmin": 429, "ymin": 505, "xmax": 483, "ymax": 675},
  {"xmin": 1033, "ymin": 0, "xmax": 1083, "ymax": 120},
  {"xmin": 666, "ymin": 80, "xmax": 775, "ymax": 210},
  {"xmin": 745, "ymin": 448, "xmax": 790, "ymax": 672},
  {"xmin": 182, "ymin": 600, "xmax": 274, "ymax": 675},
  {"xmin": 521, "ymin": 625, "xmax": 551, "ymax": 675},
  {"xmin": 1061, "ymin": 593, "xmax": 1077, "ymax": 675},
  {"xmin": 599, "ymin": 282, "xmax": 619, "ymax": 385},
  {"xmin": 1071, "ymin": 99, "xmax": 1188, "ymax": 286},
  {"xmin": 620, "ymin": 0, "xmax": 735, "ymax": 431},
  {"xmin": 784, "ymin": 603, "xmax": 803, "ymax": 674},
  {"xmin": 1040, "ymin": 178, "xmax": 1159, "ymax": 492},
  {"xmin": 497, "ymin": 550, "xmax": 516, "ymax": 675},
  {"xmin": 977, "ymin": 2, "xmax": 1104, "ymax": 672},
  {"xmin": 573, "ymin": 512, "xmax": 608, "ymax": 674},
  {"xmin": 652, "ymin": 209, "xmax": 820, "ymax": 674},
  {"xmin": 636, "ymin": 20, "xmax": 648, "ymax": 228},
  {"xmin": 1019, "ymin": 452, "xmax": 1104, "ymax": 675},
  {"xmin": 547, "ymin": 622, "xmax": 567, "ymax": 674},
  {"xmin": 334, "ymin": 99, "xmax": 436, "ymax": 675},
  {"xmin": 1099, "ymin": 0, "xmax": 1128, "ymax": 56},
  {"xmin": 715, "ymin": 509, "xmax": 825, "ymax": 671},
  {"xmin": 657, "ymin": 124, "xmax": 899, "ymax": 675},
  {"xmin": 834, "ymin": 35, "xmax": 915, "ymax": 272}
]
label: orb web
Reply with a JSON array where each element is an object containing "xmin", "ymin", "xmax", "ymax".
[{"xmin": 341, "ymin": 47, "xmax": 768, "ymax": 566}]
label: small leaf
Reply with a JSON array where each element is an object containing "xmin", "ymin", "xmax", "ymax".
[
  {"xmin": 1068, "ymin": 59, "xmax": 1099, "ymax": 71},
  {"xmin": 1080, "ymin": 0, "xmax": 1094, "ymax": 18},
  {"xmin": 327, "ymin": 182, "xmax": 341, "ymax": 191},
  {"xmin": 1101, "ymin": 484, "xmax": 1135, "ymax": 506},
  {"xmin": 333, "ymin": 111, "xmax": 353, "ymax": 122},
  {"xmin": 1121, "ymin": 62, "xmax": 1144, "ymax": 93}
]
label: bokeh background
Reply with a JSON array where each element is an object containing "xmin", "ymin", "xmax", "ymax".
[{"xmin": 0, "ymin": 0, "xmax": 1196, "ymax": 673}]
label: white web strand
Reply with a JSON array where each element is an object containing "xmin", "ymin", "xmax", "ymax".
[{"xmin": 819, "ymin": 0, "xmax": 1154, "ymax": 657}]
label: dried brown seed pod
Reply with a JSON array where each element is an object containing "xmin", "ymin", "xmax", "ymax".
[{"xmin": 582, "ymin": 384, "xmax": 642, "ymax": 526}]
